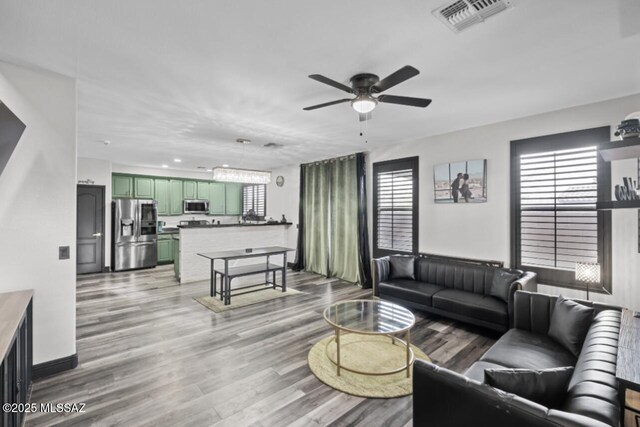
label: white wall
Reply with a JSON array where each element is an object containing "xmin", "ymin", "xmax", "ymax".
[
  {"xmin": 368, "ymin": 93, "xmax": 640, "ymax": 312},
  {"xmin": 0, "ymin": 61, "xmax": 77, "ymax": 364},
  {"xmin": 267, "ymin": 165, "xmax": 300, "ymax": 252},
  {"xmin": 77, "ymin": 157, "xmax": 112, "ymax": 267}
]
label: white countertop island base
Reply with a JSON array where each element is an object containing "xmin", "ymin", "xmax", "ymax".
[{"xmin": 178, "ymin": 224, "xmax": 293, "ymax": 284}]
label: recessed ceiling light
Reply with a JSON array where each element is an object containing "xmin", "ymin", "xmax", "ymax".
[
  {"xmin": 173, "ymin": 158, "xmax": 181, "ymax": 163},
  {"xmin": 101, "ymin": 140, "xmax": 111, "ymax": 145},
  {"xmin": 206, "ymin": 169, "xmax": 212, "ymax": 172},
  {"xmin": 162, "ymin": 164, "xmax": 169, "ymax": 168},
  {"xmin": 222, "ymin": 164, "xmax": 229, "ymax": 168}
]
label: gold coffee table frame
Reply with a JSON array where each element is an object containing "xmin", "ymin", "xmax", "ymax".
[{"xmin": 322, "ymin": 300, "xmax": 415, "ymax": 378}]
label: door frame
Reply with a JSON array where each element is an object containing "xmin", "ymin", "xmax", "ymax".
[{"xmin": 77, "ymin": 184, "xmax": 106, "ymax": 274}]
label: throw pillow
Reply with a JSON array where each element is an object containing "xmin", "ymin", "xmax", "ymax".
[
  {"xmin": 547, "ymin": 296, "xmax": 595, "ymax": 357},
  {"xmin": 484, "ymin": 366, "xmax": 574, "ymax": 408},
  {"xmin": 490, "ymin": 269, "xmax": 520, "ymax": 302},
  {"xmin": 388, "ymin": 255, "xmax": 415, "ymax": 280}
]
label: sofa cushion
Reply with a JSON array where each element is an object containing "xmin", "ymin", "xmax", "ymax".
[
  {"xmin": 484, "ymin": 366, "xmax": 574, "ymax": 408},
  {"xmin": 548, "ymin": 296, "xmax": 594, "ymax": 357},
  {"xmin": 378, "ymin": 280, "xmax": 443, "ymax": 307},
  {"xmin": 561, "ymin": 397, "xmax": 619, "ymax": 427},
  {"xmin": 464, "ymin": 360, "xmax": 509, "ymax": 383},
  {"xmin": 415, "ymin": 258, "xmax": 496, "ymax": 295},
  {"xmin": 388, "ymin": 255, "xmax": 415, "ymax": 280},
  {"xmin": 481, "ymin": 329, "xmax": 576, "ymax": 370},
  {"xmin": 489, "ymin": 269, "xmax": 520, "ymax": 302},
  {"xmin": 432, "ymin": 289, "xmax": 507, "ymax": 325}
]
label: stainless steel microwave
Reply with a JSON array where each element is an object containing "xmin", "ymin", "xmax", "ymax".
[{"xmin": 183, "ymin": 199, "xmax": 209, "ymax": 214}]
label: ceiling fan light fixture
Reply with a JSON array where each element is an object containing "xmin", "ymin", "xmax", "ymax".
[{"xmin": 351, "ymin": 94, "xmax": 377, "ymax": 114}]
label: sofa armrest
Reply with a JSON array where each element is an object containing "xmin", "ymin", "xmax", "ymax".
[
  {"xmin": 507, "ymin": 271, "xmax": 537, "ymax": 328},
  {"xmin": 414, "ymin": 359, "xmax": 549, "ymax": 426},
  {"xmin": 413, "ymin": 359, "xmax": 610, "ymax": 427},
  {"xmin": 371, "ymin": 257, "xmax": 390, "ymax": 297}
]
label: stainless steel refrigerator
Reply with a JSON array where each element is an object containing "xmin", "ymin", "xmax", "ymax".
[{"xmin": 112, "ymin": 199, "xmax": 158, "ymax": 271}]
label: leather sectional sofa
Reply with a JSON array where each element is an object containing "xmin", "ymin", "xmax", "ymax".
[
  {"xmin": 413, "ymin": 291, "xmax": 622, "ymax": 427},
  {"xmin": 372, "ymin": 254, "xmax": 537, "ymax": 332}
]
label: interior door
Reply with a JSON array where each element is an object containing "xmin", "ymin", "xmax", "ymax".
[{"xmin": 77, "ymin": 185, "xmax": 105, "ymax": 274}]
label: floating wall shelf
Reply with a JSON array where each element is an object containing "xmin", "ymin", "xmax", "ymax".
[
  {"xmin": 598, "ymin": 137, "xmax": 640, "ymax": 162},
  {"xmin": 596, "ymin": 200, "xmax": 640, "ymax": 211}
]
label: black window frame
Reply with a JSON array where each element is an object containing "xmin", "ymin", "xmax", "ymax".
[
  {"xmin": 242, "ymin": 184, "xmax": 266, "ymax": 218},
  {"xmin": 372, "ymin": 156, "xmax": 419, "ymax": 258},
  {"xmin": 510, "ymin": 126, "xmax": 612, "ymax": 293}
]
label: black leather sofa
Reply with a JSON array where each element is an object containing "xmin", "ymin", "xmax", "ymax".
[
  {"xmin": 414, "ymin": 291, "xmax": 622, "ymax": 427},
  {"xmin": 372, "ymin": 254, "xmax": 537, "ymax": 332}
]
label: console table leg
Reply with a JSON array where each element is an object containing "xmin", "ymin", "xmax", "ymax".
[
  {"xmin": 336, "ymin": 327, "xmax": 341, "ymax": 376},
  {"xmin": 406, "ymin": 328, "xmax": 411, "ymax": 378},
  {"xmin": 210, "ymin": 260, "xmax": 215, "ymax": 297},
  {"xmin": 224, "ymin": 261, "xmax": 230, "ymax": 305}
]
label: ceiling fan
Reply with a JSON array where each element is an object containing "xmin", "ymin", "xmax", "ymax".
[{"xmin": 303, "ymin": 65, "xmax": 432, "ymax": 121}]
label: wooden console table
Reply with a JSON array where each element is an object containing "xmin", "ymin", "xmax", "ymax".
[
  {"xmin": 198, "ymin": 246, "xmax": 294, "ymax": 305},
  {"xmin": 617, "ymin": 309, "xmax": 640, "ymax": 426}
]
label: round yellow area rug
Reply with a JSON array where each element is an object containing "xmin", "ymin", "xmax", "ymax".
[{"xmin": 308, "ymin": 333, "xmax": 430, "ymax": 398}]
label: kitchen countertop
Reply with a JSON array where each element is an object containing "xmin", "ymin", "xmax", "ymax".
[{"xmin": 177, "ymin": 222, "xmax": 292, "ymax": 229}]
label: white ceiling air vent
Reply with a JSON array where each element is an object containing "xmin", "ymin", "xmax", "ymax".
[{"xmin": 433, "ymin": 0, "xmax": 512, "ymax": 33}]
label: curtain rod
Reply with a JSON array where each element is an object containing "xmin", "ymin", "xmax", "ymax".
[{"xmin": 301, "ymin": 152, "xmax": 365, "ymax": 166}]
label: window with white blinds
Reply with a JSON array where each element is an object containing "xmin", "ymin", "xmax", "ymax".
[
  {"xmin": 242, "ymin": 184, "xmax": 266, "ymax": 217},
  {"xmin": 373, "ymin": 157, "xmax": 419, "ymax": 257},
  {"xmin": 511, "ymin": 126, "xmax": 612, "ymax": 292},
  {"xmin": 519, "ymin": 147, "xmax": 598, "ymax": 270}
]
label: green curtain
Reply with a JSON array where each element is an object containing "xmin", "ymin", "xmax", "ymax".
[
  {"xmin": 303, "ymin": 162, "xmax": 330, "ymax": 276},
  {"xmin": 302, "ymin": 156, "xmax": 361, "ymax": 285},
  {"xmin": 330, "ymin": 157, "xmax": 361, "ymax": 284}
]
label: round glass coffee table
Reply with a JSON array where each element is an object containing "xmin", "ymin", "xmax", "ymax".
[{"xmin": 322, "ymin": 299, "xmax": 416, "ymax": 378}]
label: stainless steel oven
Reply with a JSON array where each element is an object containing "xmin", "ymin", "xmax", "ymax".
[{"xmin": 183, "ymin": 199, "xmax": 209, "ymax": 214}]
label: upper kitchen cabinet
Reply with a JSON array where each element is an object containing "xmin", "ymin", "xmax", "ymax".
[
  {"xmin": 225, "ymin": 183, "xmax": 243, "ymax": 215},
  {"xmin": 112, "ymin": 175, "xmax": 133, "ymax": 198},
  {"xmin": 183, "ymin": 180, "xmax": 197, "ymax": 199},
  {"xmin": 197, "ymin": 181, "xmax": 210, "ymax": 200},
  {"xmin": 134, "ymin": 177, "xmax": 155, "ymax": 199},
  {"xmin": 154, "ymin": 179, "xmax": 170, "ymax": 215},
  {"xmin": 169, "ymin": 179, "xmax": 183, "ymax": 215},
  {"xmin": 209, "ymin": 182, "xmax": 226, "ymax": 215}
]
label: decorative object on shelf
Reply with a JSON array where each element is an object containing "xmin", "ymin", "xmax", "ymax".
[
  {"xmin": 276, "ymin": 175, "xmax": 285, "ymax": 187},
  {"xmin": 281, "ymin": 214, "xmax": 287, "ymax": 223},
  {"xmin": 614, "ymin": 111, "xmax": 640, "ymax": 140},
  {"xmin": 212, "ymin": 166, "xmax": 271, "ymax": 184},
  {"xmin": 575, "ymin": 261, "xmax": 600, "ymax": 300},
  {"xmin": 434, "ymin": 159, "xmax": 487, "ymax": 203},
  {"xmin": 614, "ymin": 177, "xmax": 640, "ymax": 201}
]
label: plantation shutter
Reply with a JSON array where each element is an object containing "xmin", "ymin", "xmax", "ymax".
[
  {"xmin": 242, "ymin": 184, "xmax": 266, "ymax": 216},
  {"xmin": 373, "ymin": 157, "xmax": 419, "ymax": 257},
  {"xmin": 519, "ymin": 146, "xmax": 598, "ymax": 270}
]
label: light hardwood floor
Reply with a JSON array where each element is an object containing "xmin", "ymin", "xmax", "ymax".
[{"xmin": 26, "ymin": 265, "xmax": 497, "ymax": 427}]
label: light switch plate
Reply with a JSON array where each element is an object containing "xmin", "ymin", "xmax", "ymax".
[{"xmin": 59, "ymin": 246, "xmax": 70, "ymax": 260}]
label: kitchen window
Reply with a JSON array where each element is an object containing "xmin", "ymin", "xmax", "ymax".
[
  {"xmin": 373, "ymin": 156, "xmax": 419, "ymax": 258},
  {"xmin": 510, "ymin": 127, "xmax": 612, "ymax": 292},
  {"xmin": 242, "ymin": 184, "xmax": 266, "ymax": 217}
]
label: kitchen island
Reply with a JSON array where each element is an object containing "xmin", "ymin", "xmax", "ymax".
[{"xmin": 175, "ymin": 222, "xmax": 294, "ymax": 283}]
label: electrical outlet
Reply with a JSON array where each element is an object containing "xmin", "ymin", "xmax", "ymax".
[{"xmin": 59, "ymin": 246, "xmax": 70, "ymax": 260}]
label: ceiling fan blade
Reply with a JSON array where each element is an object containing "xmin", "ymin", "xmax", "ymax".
[
  {"xmin": 377, "ymin": 95, "xmax": 432, "ymax": 108},
  {"xmin": 308, "ymin": 74, "xmax": 354, "ymax": 93},
  {"xmin": 303, "ymin": 98, "xmax": 352, "ymax": 111},
  {"xmin": 372, "ymin": 66, "xmax": 420, "ymax": 93},
  {"xmin": 359, "ymin": 112, "xmax": 371, "ymax": 122}
]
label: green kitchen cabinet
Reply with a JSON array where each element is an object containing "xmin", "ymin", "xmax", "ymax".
[
  {"xmin": 197, "ymin": 181, "xmax": 210, "ymax": 200},
  {"xmin": 169, "ymin": 179, "xmax": 183, "ymax": 215},
  {"xmin": 183, "ymin": 180, "xmax": 197, "ymax": 199},
  {"xmin": 112, "ymin": 175, "xmax": 133, "ymax": 198},
  {"xmin": 154, "ymin": 179, "xmax": 170, "ymax": 215},
  {"xmin": 134, "ymin": 177, "xmax": 155, "ymax": 199},
  {"xmin": 157, "ymin": 235, "xmax": 173, "ymax": 263},
  {"xmin": 209, "ymin": 182, "xmax": 226, "ymax": 215},
  {"xmin": 225, "ymin": 183, "xmax": 243, "ymax": 215}
]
